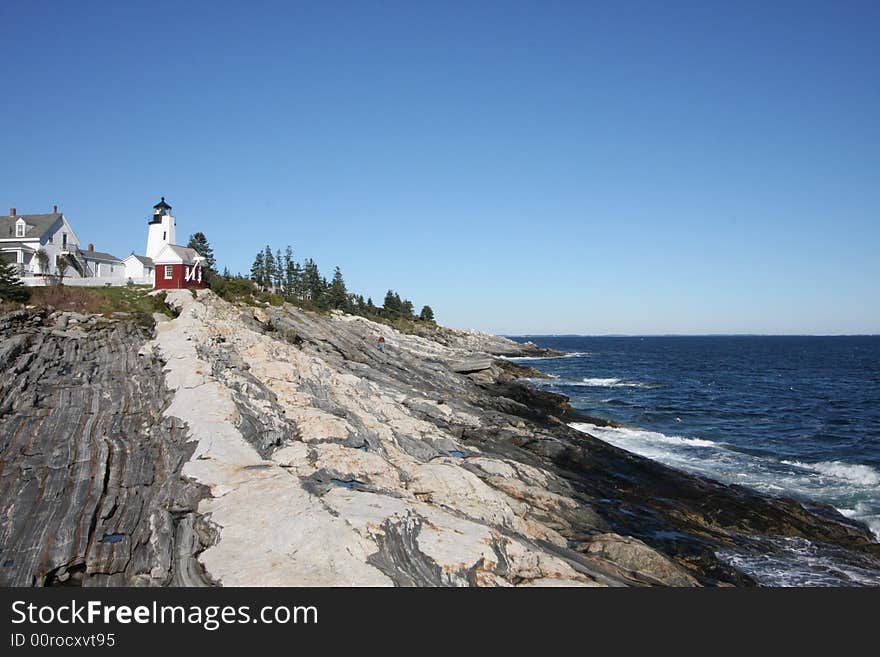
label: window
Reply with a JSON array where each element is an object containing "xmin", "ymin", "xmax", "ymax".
[
  {"xmin": 15, "ymin": 222, "xmax": 25, "ymax": 237},
  {"xmin": 164, "ymin": 265, "xmax": 173, "ymax": 280},
  {"xmin": 62, "ymin": 233, "xmax": 67, "ymax": 247},
  {"xmin": 163, "ymin": 231, "xmax": 166, "ymax": 240}
]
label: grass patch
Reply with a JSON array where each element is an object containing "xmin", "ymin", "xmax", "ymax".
[{"xmin": 28, "ymin": 285, "xmax": 173, "ymax": 327}]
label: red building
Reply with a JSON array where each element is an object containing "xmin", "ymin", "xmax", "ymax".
[{"xmin": 153, "ymin": 244, "xmax": 207, "ymax": 290}]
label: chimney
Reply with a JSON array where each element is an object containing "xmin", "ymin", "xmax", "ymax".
[
  {"xmin": 9, "ymin": 208, "xmax": 15, "ymax": 216},
  {"xmin": 53, "ymin": 205, "xmax": 58, "ymax": 213},
  {"xmin": 88, "ymin": 243, "xmax": 94, "ymax": 252}
]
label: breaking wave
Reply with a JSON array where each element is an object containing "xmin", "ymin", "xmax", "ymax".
[
  {"xmin": 571, "ymin": 422, "xmax": 880, "ymax": 543},
  {"xmin": 577, "ymin": 377, "xmax": 653, "ymax": 388},
  {"xmin": 781, "ymin": 460, "xmax": 880, "ymax": 487},
  {"xmin": 502, "ymin": 351, "xmax": 591, "ymax": 361}
]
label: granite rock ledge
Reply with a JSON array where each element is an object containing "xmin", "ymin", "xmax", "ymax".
[{"xmin": 2, "ymin": 293, "xmax": 878, "ymax": 586}]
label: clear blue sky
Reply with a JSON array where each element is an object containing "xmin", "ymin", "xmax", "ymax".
[{"xmin": 2, "ymin": 1, "xmax": 877, "ymax": 334}]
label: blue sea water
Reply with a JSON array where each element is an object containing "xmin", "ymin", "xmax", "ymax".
[{"xmin": 507, "ymin": 335, "xmax": 880, "ymax": 585}]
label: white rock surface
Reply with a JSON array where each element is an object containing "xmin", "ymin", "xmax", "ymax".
[{"xmin": 147, "ymin": 290, "xmax": 688, "ymax": 586}]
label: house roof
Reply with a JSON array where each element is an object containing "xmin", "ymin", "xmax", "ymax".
[
  {"xmin": 125, "ymin": 254, "xmax": 154, "ymax": 266},
  {"xmin": 154, "ymin": 244, "xmax": 204, "ymax": 264},
  {"xmin": 0, "ymin": 241, "xmax": 37, "ymax": 252},
  {"xmin": 82, "ymin": 250, "xmax": 123, "ymax": 263},
  {"xmin": 0, "ymin": 213, "xmax": 61, "ymax": 241}
]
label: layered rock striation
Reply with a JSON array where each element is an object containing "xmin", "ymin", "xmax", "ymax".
[{"xmin": 0, "ymin": 309, "xmax": 213, "ymax": 586}]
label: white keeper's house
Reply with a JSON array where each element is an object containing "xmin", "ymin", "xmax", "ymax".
[
  {"xmin": 0, "ymin": 205, "xmax": 130, "ymax": 285},
  {"xmin": 1, "ymin": 198, "xmax": 204, "ymax": 289}
]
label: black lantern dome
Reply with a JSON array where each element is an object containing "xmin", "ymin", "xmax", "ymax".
[{"xmin": 150, "ymin": 197, "xmax": 172, "ymax": 224}]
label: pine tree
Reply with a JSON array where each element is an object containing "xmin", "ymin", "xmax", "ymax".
[
  {"xmin": 274, "ymin": 249, "xmax": 284, "ymax": 289},
  {"xmin": 263, "ymin": 246, "xmax": 275, "ymax": 290},
  {"xmin": 291, "ymin": 261, "xmax": 304, "ymax": 299},
  {"xmin": 250, "ymin": 251, "xmax": 265, "ymax": 288},
  {"xmin": 283, "ymin": 246, "xmax": 296, "ymax": 295},
  {"xmin": 0, "ymin": 262, "xmax": 30, "ymax": 303},
  {"xmin": 382, "ymin": 290, "xmax": 402, "ymax": 318},
  {"xmin": 419, "ymin": 305, "xmax": 435, "ymax": 322},
  {"xmin": 328, "ymin": 266, "xmax": 348, "ymax": 310},
  {"xmin": 302, "ymin": 259, "xmax": 323, "ymax": 302},
  {"xmin": 187, "ymin": 232, "xmax": 216, "ymax": 272},
  {"xmin": 401, "ymin": 298, "xmax": 414, "ymax": 320},
  {"xmin": 316, "ymin": 276, "xmax": 330, "ymax": 309},
  {"xmin": 366, "ymin": 297, "xmax": 377, "ymax": 315}
]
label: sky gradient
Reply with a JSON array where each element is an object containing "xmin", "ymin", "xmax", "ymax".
[{"xmin": 2, "ymin": 1, "xmax": 878, "ymax": 334}]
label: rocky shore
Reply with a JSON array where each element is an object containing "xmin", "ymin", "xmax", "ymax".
[{"xmin": 1, "ymin": 291, "xmax": 878, "ymax": 586}]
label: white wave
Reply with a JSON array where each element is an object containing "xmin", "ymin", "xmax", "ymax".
[
  {"xmin": 574, "ymin": 423, "xmax": 880, "ymax": 543},
  {"xmin": 502, "ymin": 351, "xmax": 591, "ymax": 361},
  {"xmin": 500, "ymin": 355, "xmax": 551, "ymax": 361},
  {"xmin": 571, "ymin": 423, "xmax": 717, "ymax": 447},
  {"xmin": 837, "ymin": 502, "xmax": 880, "ymax": 540},
  {"xmin": 717, "ymin": 537, "xmax": 880, "ymax": 586},
  {"xmin": 518, "ymin": 376, "xmax": 559, "ymax": 384},
  {"xmin": 781, "ymin": 460, "xmax": 880, "ymax": 486},
  {"xmin": 577, "ymin": 377, "xmax": 650, "ymax": 388}
]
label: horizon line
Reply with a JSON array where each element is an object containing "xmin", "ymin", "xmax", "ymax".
[{"xmin": 501, "ymin": 333, "xmax": 880, "ymax": 338}]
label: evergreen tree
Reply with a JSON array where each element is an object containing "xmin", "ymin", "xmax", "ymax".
[
  {"xmin": 222, "ymin": 266, "xmax": 230, "ymax": 278},
  {"xmin": 382, "ymin": 290, "xmax": 402, "ymax": 318},
  {"xmin": 302, "ymin": 259, "xmax": 323, "ymax": 302},
  {"xmin": 274, "ymin": 249, "xmax": 284, "ymax": 289},
  {"xmin": 316, "ymin": 276, "xmax": 330, "ymax": 309},
  {"xmin": 366, "ymin": 297, "xmax": 376, "ymax": 315},
  {"xmin": 328, "ymin": 266, "xmax": 348, "ymax": 310},
  {"xmin": 401, "ymin": 298, "xmax": 414, "ymax": 320},
  {"xmin": 354, "ymin": 294, "xmax": 367, "ymax": 315},
  {"xmin": 419, "ymin": 305, "xmax": 435, "ymax": 322},
  {"xmin": 187, "ymin": 232, "xmax": 216, "ymax": 272},
  {"xmin": 263, "ymin": 246, "xmax": 275, "ymax": 289},
  {"xmin": 0, "ymin": 262, "xmax": 30, "ymax": 303},
  {"xmin": 291, "ymin": 261, "xmax": 304, "ymax": 299},
  {"xmin": 250, "ymin": 251, "xmax": 265, "ymax": 288},
  {"xmin": 283, "ymin": 246, "xmax": 297, "ymax": 295}
]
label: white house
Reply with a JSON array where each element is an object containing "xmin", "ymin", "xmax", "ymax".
[
  {"xmin": 123, "ymin": 254, "xmax": 155, "ymax": 283},
  {"xmin": 80, "ymin": 245, "xmax": 125, "ymax": 278},
  {"xmin": 0, "ymin": 206, "xmax": 91, "ymax": 281}
]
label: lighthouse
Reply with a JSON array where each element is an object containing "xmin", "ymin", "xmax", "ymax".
[{"xmin": 146, "ymin": 197, "xmax": 176, "ymax": 260}]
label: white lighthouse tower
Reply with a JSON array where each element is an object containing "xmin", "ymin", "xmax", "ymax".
[{"xmin": 146, "ymin": 197, "xmax": 176, "ymax": 260}]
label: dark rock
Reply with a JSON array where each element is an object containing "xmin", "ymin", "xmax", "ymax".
[{"xmin": 0, "ymin": 311, "xmax": 216, "ymax": 587}]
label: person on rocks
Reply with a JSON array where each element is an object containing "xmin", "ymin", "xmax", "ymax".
[{"xmin": 377, "ymin": 336, "xmax": 386, "ymax": 353}]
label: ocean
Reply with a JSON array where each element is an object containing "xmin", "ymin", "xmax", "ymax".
[{"xmin": 507, "ymin": 335, "xmax": 880, "ymax": 586}]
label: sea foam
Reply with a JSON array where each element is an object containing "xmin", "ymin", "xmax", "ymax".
[
  {"xmin": 782, "ymin": 460, "xmax": 880, "ymax": 486},
  {"xmin": 570, "ymin": 423, "xmax": 717, "ymax": 447}
]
